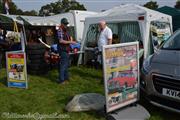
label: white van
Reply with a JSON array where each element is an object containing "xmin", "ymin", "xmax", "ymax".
[{"xmin": 78, "ymin": 4, "xmax": 173, "ymax": 65}]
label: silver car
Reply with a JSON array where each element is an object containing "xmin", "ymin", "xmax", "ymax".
[{"xmin": 141, "ymin": 29, "xmax": 180, "ymax": 113}]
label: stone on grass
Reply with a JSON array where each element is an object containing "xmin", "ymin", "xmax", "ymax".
[{"xmin": 65, "ymin": 93, "xmax": 105, "ymax": 112}]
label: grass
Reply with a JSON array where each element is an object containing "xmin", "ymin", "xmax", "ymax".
[{"xmin": 0, "ymin": 66, "xmax": 179, "ymax": 120}]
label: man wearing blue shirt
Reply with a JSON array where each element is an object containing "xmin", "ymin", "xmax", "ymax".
[{"xmin": 57, "ymin": 18, "xmax": 76, "ymax": 84}]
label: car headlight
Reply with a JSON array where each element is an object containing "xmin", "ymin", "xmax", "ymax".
[{"xmin": 142, "ymin": 55, "xmax": 153, "ymax": 74}]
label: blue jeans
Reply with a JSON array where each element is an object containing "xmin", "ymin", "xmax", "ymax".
[{"xmin": 58, "ymin": 51, "xmax": 69, "ymax": 83}]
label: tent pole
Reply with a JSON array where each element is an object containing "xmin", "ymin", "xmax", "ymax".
[
  {"xmin": 22, "ymin": 25, "xmax": 27, "ymax": 46},
  {"xmin": 20, "ymin": 24, "xmax": 27, "ymax": 52}
]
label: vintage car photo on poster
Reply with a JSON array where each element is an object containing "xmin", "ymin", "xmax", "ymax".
[{"xmin": 103, "ymin": 42, "xmax": 139, "ymax": 113}]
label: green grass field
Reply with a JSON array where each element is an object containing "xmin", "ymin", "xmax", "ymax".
[{"xmin": 0, "ymin": 66, "xmax": 179, "ymax": 120}]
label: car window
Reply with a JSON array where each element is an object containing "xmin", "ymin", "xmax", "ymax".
[{"xmin": 162, "ymin": 30, "xmax": 180, "ymax": 50}]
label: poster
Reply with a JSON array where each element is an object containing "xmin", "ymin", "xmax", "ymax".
[
  {"xmin": 6, "ymin": 51, "xmax": 28, "ymax": 88},
  {"xmin": 102, "ymin": 42, "xmax": 139, "ymax": 113}
]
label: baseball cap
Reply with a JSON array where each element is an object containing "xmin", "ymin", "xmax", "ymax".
[{"xmin": 61, "ymin": 18, "xmax": 69, "ymax": 25}]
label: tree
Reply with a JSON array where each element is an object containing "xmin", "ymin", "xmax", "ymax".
[
  {"xmin": 175, "ymin": 0, "xmax": 180, "ymax": 9},
  {"xmin": 39, "ymin": 0, "xmax": 86, "ymax": 16},
  {"xmin": 0, "ymin": 0, "xmax": 19, "ymax": 14},
  {"xmin": 8, "ymin": 0, "xmax": 19, "ymax": 14},
  {"xmin": 0, "ymin": 0, "xmax": 37, "ymax": 15},
  {"xmin": 23, "ymin": 10, "xmax": 38, "ymax": 16},
  {"xmin": 15, "ymin": 9, "xmax": 23, "ymax": 15},
  {"xmin": 143, "ymin": 1, "xmax": 159, "ymax": 10},
  {"xmin": 0, "ymin": 0, "xmax": 3, "ymax": 13}
]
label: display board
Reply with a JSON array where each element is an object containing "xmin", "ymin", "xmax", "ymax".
[
  {"xmin": 6, "ymin": 51, "xmax": 28, "ymax": 89},
  {"xmin": 102, "ymin": 42, "xmax": 139, "ymax": 113}
]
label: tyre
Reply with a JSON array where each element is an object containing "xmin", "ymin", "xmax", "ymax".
[
  {"xmin": 28, "ymin": 54, "xmax": 44, "ymax": 60},
  {"xmin": 27, "ymin": 49, "xmax": 46, "ymax": 55},
  {"xmin": 26, "ymin": 43, "xmax": 46, "ymax": 50},
  {"xmin": 27, "ymin": 63, "xmax": 49, "ymax": 71},
  {"xmin": 26, "ymin": 43, "xmax": 50, "ymax": 74},
  {"xmin": 26, "ymin": 43, "xmax": 47, "ymax": 62},
  {"xmin": 29, "ymin": 59, "xmax": 45, "ymax": 64},
  {"xmin": 27, "ymin": 70, "xmax": 48, "ymax": 75}
]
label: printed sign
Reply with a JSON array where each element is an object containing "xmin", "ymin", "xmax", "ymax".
[
  {"xmin": 102, "ymin": 42, "xmax": 139, "ymax": 113},
  {"xmin": 6, "ymin": 51, "xmax": 28, "ymax": 88}
]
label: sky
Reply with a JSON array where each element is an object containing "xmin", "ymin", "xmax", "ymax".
[{"xmin": 12, "ymin": 0, "xmax": 177, "ymax": 12}]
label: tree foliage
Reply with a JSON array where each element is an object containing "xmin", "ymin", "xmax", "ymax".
[
  {"xmin": 143, "ymin": 1, "xmax": 159, "ymax": 10},
  {"xmin": 175, "ymin": 0, "xmax": 180, "ymax": 9},
  {"xmin": 0, "ymin": 0, "xmax": 3, "ymax": 13},
  {"xmin": 0, "ymin": 0, "xmax": 38, "ymax": 16},
  {"xmin": 22, "ymin": 10, "xmax": 38, "ymax": 16},
  {"xmin": 39, "ymin": 0, "xmax": 86, "ymax": 16}
]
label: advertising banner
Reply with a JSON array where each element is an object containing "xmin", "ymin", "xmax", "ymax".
[
  {"xmin": 6, "ymin": 51, "xmax": 28, "ymax": 89},
  {"xmin": 102, "ymin": 42, "xmax": 139, "ymax": 113}
]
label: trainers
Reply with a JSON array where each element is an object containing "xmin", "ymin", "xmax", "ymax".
[
  {"xmin": 60, "ymin": 81, "xmax": 66, "ymax": 85},
  {"xmin": 64, "ymin": 80, "xmax": 69, "ymax": 84},
  {"xmin": 58, "ymin": 80, "xmax": 69, "ymax": 85},
  {"xmin": 56, "ymin": 80, "xmax": 64, "ymax": 84}
]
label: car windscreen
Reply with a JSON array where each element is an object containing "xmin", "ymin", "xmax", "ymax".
[{"xmin": 162, "ymin": 30, "xmax": 180, "ymax": 50}]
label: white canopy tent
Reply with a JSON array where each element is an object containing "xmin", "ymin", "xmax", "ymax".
[
  {"xmin": 19, "ymin": 10, "xmax": 97, "ymax": 27},
  {"xmin": 25, "ymin": 10, "xmax": 97, "ymax": 42},
  {"xmin": 78, "ymin": 4, "xmax": 172, "ymax": 64},
  {"xmin": 19, "ymin": 10, "xmax": 97, "ymax": 42},
  {"xmin": 1, "ymin": 10, "xmax": 97, "ymax": 45},
  {"xmin": 23, "ymin": 12, "xmax": 74, "ymax": 26}
]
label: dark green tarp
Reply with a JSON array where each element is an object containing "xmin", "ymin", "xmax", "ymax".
[
  {"xmin": 157, "ymin": 6, "xmax": 180, "ymax": 31},
  {"xmin": 0, "ymin": 14, "xmax": 23, "ymax": 30}
]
